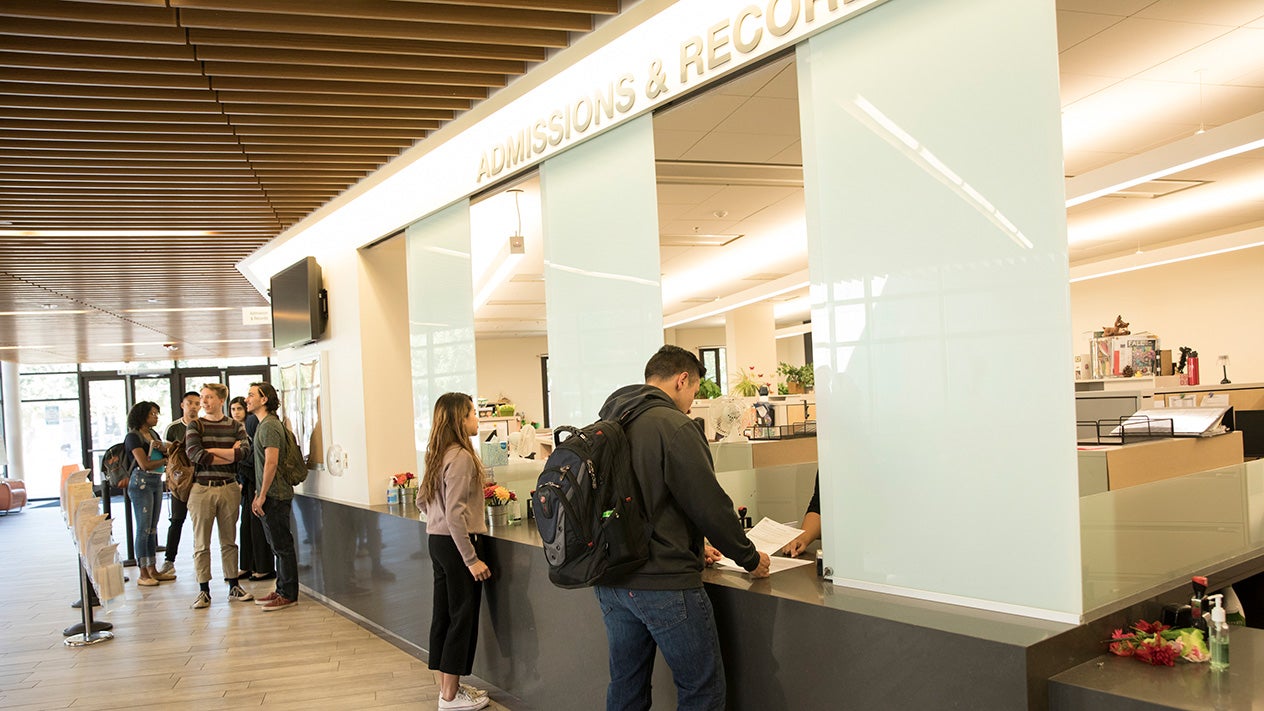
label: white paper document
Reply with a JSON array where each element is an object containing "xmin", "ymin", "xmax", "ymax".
[
  {"xmin": 744, "ymin": 517, "xmax": 805, "ymax": 554},
  {"xmin": 713, "ymin": 517, "xmax": 813, "ymax": 574},
  {"xmin": 716, "ymin": 556, "xmax": 814, "ymax": 574}
]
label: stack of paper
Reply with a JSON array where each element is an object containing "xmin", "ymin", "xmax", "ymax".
[{"xmin": 714, "ymin": 517, "xmax": 815, "ymax": 574}]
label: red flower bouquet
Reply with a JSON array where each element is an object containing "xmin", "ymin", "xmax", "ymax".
[{"xmin": 1107, "ymin": 620, "xmax": 1209, "ymax": 666}]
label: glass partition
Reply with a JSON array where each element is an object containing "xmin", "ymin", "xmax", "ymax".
[
  {"xmin": 541, "ymin": 115, "xmax": 663, "ymax": 426},
  {"xmin": 1081, "ymin": 459, "xmax": 1264, "ymax": 618},
  {"xmin": 799, "ymin": 0, "xmax": 1079, "ymax": 619},
  {"xmin": 406, "ymin": 200, "xmax": 477, "ymax": 459}
]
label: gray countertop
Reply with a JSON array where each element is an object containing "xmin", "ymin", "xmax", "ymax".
[
  {"xmin": 1051, "ymin": 627, "xmax": 1263, "ymax": 710},
  {"xmin": 374, "ymin": 499, "xmax": 1074, "ymax": 648}
]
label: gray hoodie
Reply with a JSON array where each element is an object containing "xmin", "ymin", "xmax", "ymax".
[{"xmin": 598, "ymin": 384, "xmax": 760, "ymax": 589}]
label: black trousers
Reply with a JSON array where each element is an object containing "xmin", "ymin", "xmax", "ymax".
[
  {"xmin": 428, "ymin": 534, "xmax": 484, "ymax": 676},
  {"xmin": 164, "ymin": 494, "xmax": 187, "ymax": 563},
  {"xmin": 239, "ymin": 477, "xmax": 275, "ymax": 576},
  {"xmin": 259, "ymin": 497, "xmax": 299, "ymax": 600}
]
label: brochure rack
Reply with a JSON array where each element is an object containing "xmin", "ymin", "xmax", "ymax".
[{"xmin": 60, "ymin": 469, "xmax": 124, "ymax": 647}]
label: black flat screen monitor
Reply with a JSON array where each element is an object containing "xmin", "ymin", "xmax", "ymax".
[
  {"xmin": 1236, "ymin": 410, "xmax": 1264, "ymax": 459},
  {"xmin": 270, "ymin": 257, "xmax": 326, "ymax": 349}
]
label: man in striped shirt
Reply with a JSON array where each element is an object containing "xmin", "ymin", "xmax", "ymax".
[{"xmin": 186, "ymin": 382, "xmax": 253, "ymax": 609}]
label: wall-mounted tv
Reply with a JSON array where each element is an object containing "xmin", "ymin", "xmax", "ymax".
[{"xmin": 270, "ymin": 256, "xmax": 328, "ymax": 350}]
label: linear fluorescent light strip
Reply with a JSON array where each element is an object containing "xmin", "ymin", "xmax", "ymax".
[
  {"xmin": 1066, "ymin": 137, "xmax": 1264, "ymax": 208},
  {"xmin": 1070, "ymin": 241, "xmax": 1264, "ymax": 283},
  {"xmin": 1065, "ymin": 111, "xmax": 1264, "ymax": 208}
]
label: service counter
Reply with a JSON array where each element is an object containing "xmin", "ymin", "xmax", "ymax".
[
  {"xmin": 288, "ymin": 461, "xmax": 1264, "ymax": 709},
  {"xmin": 289, "ymin": 494, "xmax": 1078, "ymax": 710}
]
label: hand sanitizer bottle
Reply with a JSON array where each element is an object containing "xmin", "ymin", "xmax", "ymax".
[{"xmin": 1207, "ymin": 593, "xmax": 1230, "ymax": 672}]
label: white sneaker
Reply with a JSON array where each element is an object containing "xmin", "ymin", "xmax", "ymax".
[
  {"xmin": 191, "ymin": 591, "xmax": 211, "ymax": 609},
  {"xmin": 227, "ymin": 585, "xmax": 254, "ymax": 602},
  {"xmin": 158, "ymin": 561, "xmax": 176, "ymax": 576},
  {"xmin": 437, "ymin": 687, "xmax": 489, "ymax": 711},
  {"xmin": 460, "ymin": 684, "xmax": 487, "ymax": 699}
]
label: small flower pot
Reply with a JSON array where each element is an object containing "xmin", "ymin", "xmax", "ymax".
[{"xmin": 487, "ymin": 506, "xmax": 509, "ymax": 527}]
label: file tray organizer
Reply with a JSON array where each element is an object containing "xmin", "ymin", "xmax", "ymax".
[
  {"xmin": 745, "ymin": 421, "xmax": 819, "ymax": 441},
  {"xmin": 1077, "ymin": 415, "xmax": 1175, "ymax": 446}
]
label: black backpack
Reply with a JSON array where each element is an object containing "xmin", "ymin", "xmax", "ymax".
[
  {"xmin": 102, "ymin": 442, "xmax": 129, "ymax": 488},
  {"xmin": 532, "ymin": 400, "xmax": 666, "ymax": 589}
]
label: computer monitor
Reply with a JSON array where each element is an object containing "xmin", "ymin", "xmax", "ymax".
[{"xmin": 1235, "ymin": 410, "xmax": 1264, "ymax": 459}]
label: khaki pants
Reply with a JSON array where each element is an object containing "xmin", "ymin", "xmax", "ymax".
[{"xmin": 188, "ymin": 482, "xmax": 241, "ymax": 584}]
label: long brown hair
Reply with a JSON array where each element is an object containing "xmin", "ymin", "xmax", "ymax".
[{"xmin": 418, "ymin": 392, "xmax": 483, "ymax": 505}]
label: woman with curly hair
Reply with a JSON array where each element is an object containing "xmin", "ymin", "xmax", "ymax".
[{"xmin": 124, "ymin": 400, "xmax": 172, "ymax": 586}]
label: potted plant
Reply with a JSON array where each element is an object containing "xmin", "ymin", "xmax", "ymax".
[
  {"xmin": 731, "ymin": 367, "xmax": 762, "ymax": 397},
  {"xmin": 698, "ymin": 377, "xmax": 722, "ymax": 399},
  {"xmin": 777, "ymin": 362, "xmax": 814, "ymax": 393}
]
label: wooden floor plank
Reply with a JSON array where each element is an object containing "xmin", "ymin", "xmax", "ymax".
[{"xmin": 1, "ymin": 503, "xmax": 515, "ymax": 710}]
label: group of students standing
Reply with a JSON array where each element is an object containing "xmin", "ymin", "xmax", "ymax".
[{"xmin": 119, "ymin": 381, "xmax": 299, "ymax": 612}]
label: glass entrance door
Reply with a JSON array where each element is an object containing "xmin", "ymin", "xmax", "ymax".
[{"xmin": 83, "ymin": 377, "xmax": 128, "ymax": 483}]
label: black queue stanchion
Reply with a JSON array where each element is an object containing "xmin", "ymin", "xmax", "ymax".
[{"xmin": 121, "ymin": 483, "xmax": 136, "ymax": 567}]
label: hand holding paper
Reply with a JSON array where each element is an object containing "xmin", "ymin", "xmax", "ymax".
[{"xmin": 714, "ymin": 517, "xmax": 814, "ymax": 575}]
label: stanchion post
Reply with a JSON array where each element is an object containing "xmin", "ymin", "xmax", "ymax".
[
  {"xmin": 64, "ymin": 560, "xmax": 112, "ymax": 637},
  {"xmin": 121, "ymin": 484, "xmax": 136, "ymax": 567},
  {"xmin": 64, "ymin": 558, "xmax": 113, "ymax": 646}
]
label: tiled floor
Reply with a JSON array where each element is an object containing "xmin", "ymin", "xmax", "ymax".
[{"xmin": 0, "ymin": 500, "xmax": 512, "ymax": 710}]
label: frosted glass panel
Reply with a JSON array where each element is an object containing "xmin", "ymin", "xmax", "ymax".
[
  {"xmin": 406, "ymin": 201, "xmax": 477, "ymax": 458},
  {"xmin": 799, "ymin": 0, "xmax": 1081, "ymax": 618},
  {"xmin": 541, "ymin": 116, "xmax": 663, "ymax": 426}
]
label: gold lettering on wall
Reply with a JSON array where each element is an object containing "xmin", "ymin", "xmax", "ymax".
[{"xmin": 475, "ymin": 0, "xmax": 856, "ymax": 184}]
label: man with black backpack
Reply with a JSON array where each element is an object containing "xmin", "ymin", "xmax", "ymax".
[{"xmin": 594, "ymin": 345, "xmax": 770, "ymax": 711}]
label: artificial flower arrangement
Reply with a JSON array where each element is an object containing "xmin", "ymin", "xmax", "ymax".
[
  {"xmin": 391, "ymin": 472, "xmax": 416, "ymax": 488},
  {"xmin": 484, "ymin": 484, "xmax": 516, "ymax": 507},
  {"xmin": 1107, "ymin": 620, "xmax": 1209, "ymax": 666}
]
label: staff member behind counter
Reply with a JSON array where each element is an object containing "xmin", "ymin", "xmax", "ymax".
[{"xmin": 782, "ymin": 473, "xmax": 822, "ymax": 558}]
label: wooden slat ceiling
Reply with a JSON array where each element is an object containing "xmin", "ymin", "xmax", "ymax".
[{"xmin": 0, "ymin": 0, "xmax": 619, "ymax": 364}]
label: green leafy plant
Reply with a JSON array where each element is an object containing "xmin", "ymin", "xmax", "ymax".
[
  {"xmin": 776, "ymin": 362, "xmax": 815, "ymax": 391},
  {"xmin": 698, "ymin": 377, "xmax": 722, "ymax": 399},
  {"xmin": 777, "ymin": 382, "xmax": 789, "ymax": 396},
  {"xmin": 731, "ymin": 367, "xmax": 761, "ymax": 397}
]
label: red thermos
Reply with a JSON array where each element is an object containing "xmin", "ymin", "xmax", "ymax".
[{"xmin": 1188, "ymin": 356, "xmax": 1200, "ymax": 386}]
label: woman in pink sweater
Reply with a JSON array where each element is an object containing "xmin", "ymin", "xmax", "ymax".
[{"xmin": 416, "ymin": 392, "xmax": 491, "ymax": 711}]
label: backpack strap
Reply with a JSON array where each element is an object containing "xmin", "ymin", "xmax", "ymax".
[{"xmin": 613, "ymin": 397, "xmax": 677, "ymax": 531}]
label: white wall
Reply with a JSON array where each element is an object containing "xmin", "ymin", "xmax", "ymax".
[
  {"xmin": 476, "ymin": 336, "xmax": 547, "ymax": 427},
  {"xmin": 359, "ymin": 237, "xmax": 417, "ymax": 500},
  {"xmin": 672, "ymin": 326, "xmax": 725, "ymax": 354},
  {"xmin": 1070, "ymin": 245, "xmax": 1264, "ymax": 384},
  {"xmin": 777, "ymin": 334, "xmax": 806, "ymax": 366},
  {"xmin": 277, "ymin": 250, "xmax": 370, "ymax": 505}
]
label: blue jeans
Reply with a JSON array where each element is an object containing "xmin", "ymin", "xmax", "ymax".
[
  {"xmin": 128, "ymin": 470, "xmax": 163, "ymax": 567},
  {"xmin": 595, "ymin": 586, "xmax": 725, "ymax": 711}
]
